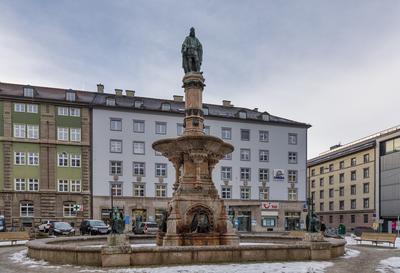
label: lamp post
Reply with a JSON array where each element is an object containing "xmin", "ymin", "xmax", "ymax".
[{"xmin": 110, "ymin": 175, "xmax": 119, "ymax": 213}]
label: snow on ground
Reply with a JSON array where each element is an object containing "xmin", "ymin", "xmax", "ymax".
[
  {"xmin": 342, "ymin": 248, "xmax": 360, "ymax": 259},
  {"xmin": 9, "ymin": 249, "xmax": 62, "ymax": 269},
  {"xmin": 345, "ymin": 235, "xmax": 400, "ymax": 248},
  {"xmin": 0, "ymin": 240, "xmax": 28, "ymax": 246},
  {"xmin": 376, "ymin": 257, "xmax": 400, "ymax": 273}
]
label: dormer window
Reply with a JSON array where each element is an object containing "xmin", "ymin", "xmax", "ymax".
[
  {"xmin": 161, "ymin": 103, "xmax": 171, "ymax": 111},
  {"xmin": 106, "ymin": 98, "xmax": 116, "ymax": 106},
  {"xmin": 202, "ymin": 107, "xmax": 209, "ymax": 115},
  {"xmin": 134, "ymin": 100, "xmax": 143, "ymax": 108},
  {"xmin": 23, "ymin": 87, "xmax": 34, "ymax": 98},
  {"xmin": 261, "ymin": 113, "xmax": 270, "ymax": 121},
  {"xmin": 66, "ymin": 91, "xmax": 76, "ymax": 102},
  {"xmin": 238, "ymin": 111, "xmax": 247, "ymax": 119}
]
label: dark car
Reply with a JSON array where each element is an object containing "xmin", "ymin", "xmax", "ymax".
[
  {"xmin": 353, "ymin": 226, "xmax": 374, "ymax": 237},
  {"xmin": 80, "ymin": 220, "xmax": 111, "ymax": 235},
  {"xmin": 49, "ymin": 222, "xmax": 75, "ymax": 236}
]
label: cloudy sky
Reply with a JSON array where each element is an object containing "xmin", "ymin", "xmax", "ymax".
[{"xmin": 1, "ymin": 1, "xmax": 399, "ymax": 158}]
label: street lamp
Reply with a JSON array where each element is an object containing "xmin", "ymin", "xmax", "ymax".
[{"xmin": 110, "ymin": 175, "xmax": 119, "ymax": 213}]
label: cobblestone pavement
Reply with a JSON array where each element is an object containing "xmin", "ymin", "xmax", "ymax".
[{"xmin": 1, "ymin": 245, "xmax": 400, "ymax": 272}]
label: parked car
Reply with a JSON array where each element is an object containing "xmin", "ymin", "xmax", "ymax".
[
  {"xmin": 133, "ymin": 222, "xmax": 158, "ymax": 234},
  {"xmin": 48, "ymin": 222, "xmax": 75, "ymax": 236},
  {"xmin": 0, "ymin": 215, "xmax": 5, "ymax": 232},
  {"xmin": 80, "ymin": 220, "xmax": 111, "ymax": 235},
  {"xmin": 38, "ymin": 220, "xmax": 57, "ymax": 233},
  {"xmin": 353, "ymin": 226, "xmax": 374, "ymax": 237}
]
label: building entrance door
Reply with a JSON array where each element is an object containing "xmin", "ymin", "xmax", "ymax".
[
  {"xmin": 237, "ymin": 211, "xmax": 251, "ymax": 232},
  {"xmin": 132, "ymin": 209, "xmax": 147, "ymax": 228},
  {"xmin": 285, "ymin": 211, "xmax": 301, "ymax": 231}
]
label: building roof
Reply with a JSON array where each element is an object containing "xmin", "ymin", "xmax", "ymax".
[
  {"xmin": 0, "ymin": 81, "xmax": 311, "ymax": 128},
  {"xmin": 308, "ymin": 125, "xmax": 400, "ymax": 166}
]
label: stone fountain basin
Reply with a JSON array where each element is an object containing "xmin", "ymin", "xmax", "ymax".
[{"xmin": 26, "ymin": 234, "xmax": 346, "ymax": 267}]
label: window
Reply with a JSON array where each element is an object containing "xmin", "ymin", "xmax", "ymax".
[
  {"xmin": 66, "ymin": 91, "xmax": 76, "ymax": 102},
  {"xmin": 351, "ymin": 185, "xmax": 356, "ymax": 195},
  {"xmin": 363, "ymin": 198, "xmax": 369, "ymax": 209},
  {"xmin": 320, "ymin": 166, "xmax": 324, "ymax": 174},
  {"xmin": 155, "ymin": 163, "xmax": 167, "ymax": 177},
  {"xmin": 240, "ymin": 167, "xmax": 251, "ymax": 180},
  {"xmin": 70, "ymin": 154, "xmax": 81, "ymax": 167},
  {"xmin": 155, "ymin": 184, "xmax": 167, "ymax": 197},
  {"xmin": 339, "ymin": 200, "xmax": 344, "ymax": 210},
  {"xmin": 329, "ymin": 188, "xmax": 334, "ymax": 198},
  {"xmin": 259, "ymin": 168, "xmax": 269, "ymax": 181},
  {"xmin": 240, "ymin": 187, "xmax": 251, "ymax": 199},
  {"xmin": 110, "ymin": 118, "xmax": 122, "ymax": 131},
  {"xmin": 27, "ymin": 125, "xmax": 39, "ymax": 139},
  {"xmin": 320, "ymin": 190, "xmax": 324, "ymax": 199},
  {"xmin": 329, "ymin": 164, "xmax": 334, "ymax": 172},
  {"xmin": 238, "ymin": 111, "xmax": 247, "ymax": 119},
  {"xmin": 329, "ymin": 201, "xmax": 334, "ymax": 211},
  {"xmin": 204, "ymin": 126, "xmax": 210, "ymax": 135},
  {"xmin": 202, "ymin": 107, "xmax": 209, "ymax": 115},
  {"xmin": 339, "ymin": 187, "xmax": 344, "ymax": 197},
  {"xmin": 14, "ymin": 103, "xmax": 26, "ymax": 112},
  {"xmin": 364, "ymin": 214, "xmax": 368, "ymax": 223},
  {"xmin": 20, "ymin": 202, "xmax": 34, "ymax": 217},
  {"xmin": 63, "ymin": 202, "xmax": 77, "ymax": 217},
  {"xmin": 133, "ymin": 162, "xmax": 145, "ymax": 176},
  {"xmin": 320, "ymin": 202, "xmax": 324, "ymax": 211},
  {"xmin": 351, "ymin": 170, "xmax": 356, "ymax": 181},
  {"xmin": 106, "ymin": 98, "xmax": 116, "ymax": 106},
  {"xmin": 133, "ymin": 183, "xmax": 145, "ymax": 197},
  {"xmin": 339, "ymin": 173, "xmax": 344, "ymax": 183},
  {"xmin": 155, "ymin": 122, "xmax": 167, "ymax": 135},
  {"xmin": 240, "ymin": 129, "xmax": 250, "ymax": 141},
  {"xmin": 57, "ymin": 127, "xmax": 69, "ymax": 141},
  {"xmin": 363, "ymin": 183, "xmax": 369, "ymax": 194},
  {"xmin": 311, "ymin": 169, "xmax": 315, "ymax": 176},
  {"xmin": 14, "ymin": 152, "xmax": 26, "ymax": 165},
  {"xmin": 259, "ymin": 130, "xmax": 269, "ymax": 142},
  {"xmin": 221, "ymin": 128, "xmax": 231, "ymax": 139},
  {"xmin": 288, "ymin": 188, "xmax": 298, "ymax": 201},
  {"xmin": 177, "ymin": 124, "xmax": 184, "ymax": 136},
  {"xmin": 133, "ymin": 141, "xmax": 145, "ymax": 154},
  {"xmin": 339, "ymin": 161, "xmax": 344, "ymax": 169},
  {"xmin": 58, "ymin": 107, "xmax": 69, "ymax": 116},
  {"xmin": 259, "ymin": 150, "xmax": 269, "ymax": 162},
  {"xmin": 288, "ymin": 133, "xmax": 297, "ymax": 145},
  {"xmin": 221, "ymin": 186, "xmax": 232, "ymax": 199},
  {"xmin": 311, "ymin": 180, "xmax": 315, "ymax": 188},
  {"xmin": 161, "ymin": 103, "xmax": 171, "ymax": 111},
  {"xmin": 319, "ymin": 178, "xmax": 324, "ymax": 186},
  {"xmin": 111, "ymin": 183, "xmax": 122, "ymax": 196},
  {"xmin": 58, "ymin": 152, "xmax": 69, "ymax": 167},
  {"xmin": 134, "ymin": 100, "xmax": 143, "ymax": 108},
  {"xmin": 76, "ymin": 108, "xmax": 88, "ymax": 119},
  {"xmin": 23, "ymin": 87, "xmax": 34, "ymax": 97},
  {"xmin": 110, "ymin": 161, "xmax": 123, "ymax": 176},
  {"xmin": 70, "ymin": 180, "xmax": 81, "ymax": 192},
  {"xmin": 351, "ymin": 157, "xmax": 356, "ymax": 166},
  {"xmin": 70, "ymin": 128, "xmax": 81, "ymax": 142},
  {"xmin": 351, "ymin": 215, "xmax": 355, "ymax": 223},
  {"xmin": 261, "ymin": 218, "xmax": 276, "ymax": 227},
  {"xmin": 14, "ymin": 124, "xmax": 26, "ymax": 138},
  {"xmin": 288, "ymin": 170, "xmax": 298, "ymax": 183},
  {"xmin": 221, "ymin": 167, "xmax": 232, "ymax": 180},
  {"xmin": 223, "ymin": 153, "xmax": 232, "ymax": 160},
  {"xmin": 27, "ymin": 104, "xmax": 39, "ymax": 114},
  {"xmin": 259, "ymin": 187, "xmax": 269, "ymax": 200},
  {"xmin": 240, "ymin": 149, "xmax": 251, "ymax": 161},
  {"xmin": 110, "ymin": 139, "xmax": 123, "ymax": 153},
  {"xmin": 28, "ymin": 152, "xmax": 39, "ymax": 166},
  {"xmin": 340, "ymin": 215, "xmax": 344, "ymax": 223},
  {"xmin": 133, "ymin": 120, "xmax": 145, "ymax": 133},
  {"xmin": 288, "ymin": 152, "xmax": 297, "ymax": 164},
  {"xmin": 58, "ymin": 180, "xmax": 69, "ymax": 192},
  {"xmin": 27, "ymin": 179, "xmax": 39, "ymax": 191},
  {"xmin": 329, "ymin": 175, "xmax": 334, "ymax": 185},
  {"xmin": 329, "ymin": 215, "xmax": 333, "ymax": 223},
  {"xmin": 351, "ymin": 199, "xmax": 356, "ymax": 209},
  {"xmin": 363, "ymin": 168, "xmax": 370, "ymax": 178},
  {"xmin": 363, "ymin": 154, "xmax": 369, "ymax": 163},
  {"xmin": 261, "ymin": 113, "xmax": 269, "ymax": 121},
  {"xmin": 15, "ymin": 178, "xmax": 26, "ymax": 191}
]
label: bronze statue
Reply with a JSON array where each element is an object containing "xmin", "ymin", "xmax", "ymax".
[
  {"xmin": 182, "ymin": 27, "xmax": 203, "ymax": 73},
  {"xmin": 110, "ymin": 207, "xmax": 125, "ymax": 234}
]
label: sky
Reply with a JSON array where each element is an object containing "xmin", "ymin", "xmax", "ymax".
[{"xmin": 1, "ymin": 0, "xmax": 399, "ymax": 158}]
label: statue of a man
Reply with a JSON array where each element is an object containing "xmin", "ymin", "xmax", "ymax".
[{"xmin": 182, "ymin": 27, "xmax": 203, "ymax": 73}]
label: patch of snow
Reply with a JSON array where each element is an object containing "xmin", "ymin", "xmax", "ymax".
[
  {"xmin": 376, "ymin": 257, "xmax": 400, "ymax": 273},
  {"xmin": 108, "ymin": 261, "xmax": 333, "ymax": 273},
  {"xmin": 9, "ymin": 249, "xmax": 61, "ymax": 269},
  {"xmin": 239, "ymin": 242, "xmax": 278, "ymax": 246},
  {"xmin": 0, "ymin": 240, "xmax": 28, "ymax": 246},
  {"xmin": 342, "ymin": 248, "xmax": 360, "ymax": 259},
  {"xmin": 131, "ymin": 243, "xmax": 157, "ymax": 248}
]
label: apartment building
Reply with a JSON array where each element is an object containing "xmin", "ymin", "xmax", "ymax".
[
  {"xmin": 92, "ymin": 88, "xmax": 311, "ymax": 232},
  {"xmin": 0, "ymin": 83, "xmax": 92, "ymax": 229}
]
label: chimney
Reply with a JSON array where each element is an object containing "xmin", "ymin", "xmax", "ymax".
[
  {"xmin": 115, "ymin": 89, "xmax": 123, "ymax": 96},
  {"xmin": 222, "ymin": 100, "xmax": 232, "ymax": 107},
  {"xmin": 97, "ymin": 84, "xmax": 104, "ymax": 93},
  {"xmin": 173, "ymin": 95, "xmax": 184, "ymax": 102},
  {"xmin": 126, "ymin": 90, "xmax": 135, "ymax": 97}
]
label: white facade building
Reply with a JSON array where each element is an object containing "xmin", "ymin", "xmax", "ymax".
[{"xmin": 92, "ymin": 93, "xmax": 310, "ymax": 232}]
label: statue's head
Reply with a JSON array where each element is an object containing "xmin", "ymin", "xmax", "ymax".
[{"xmin": 190, "ymin": 27, "xmax": 195, "ymax": 37}]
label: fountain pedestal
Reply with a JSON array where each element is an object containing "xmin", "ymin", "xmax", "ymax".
[{"xmin": 153, "ymin": 72, "xmax": 239, "ymax": 246}]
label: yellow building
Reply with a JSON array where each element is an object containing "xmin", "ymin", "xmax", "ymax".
[{"xmin": 308, "ymin": 142, "xmax": 376, "ymax": 230}]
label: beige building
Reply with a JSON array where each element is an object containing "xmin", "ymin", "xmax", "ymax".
[{"xmin": 308, "ymin": 142, "xmax": 376, "ymax": 230}]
